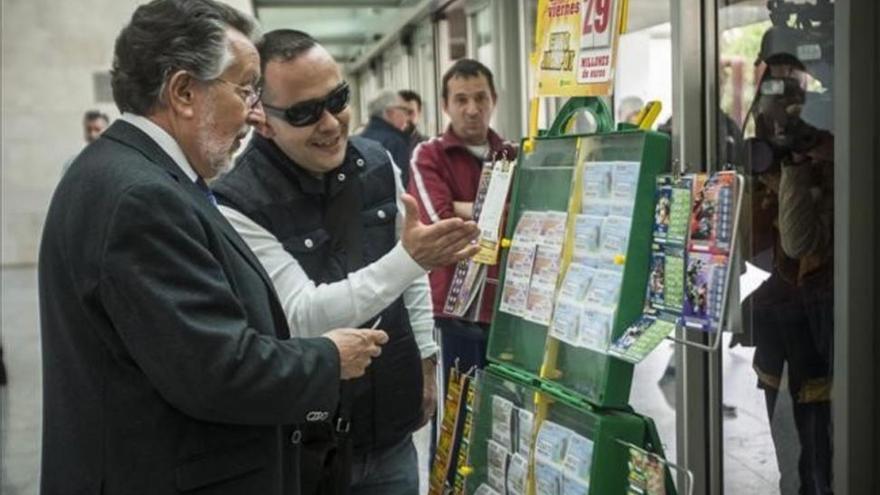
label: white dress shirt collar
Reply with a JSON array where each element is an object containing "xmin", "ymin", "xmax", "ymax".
[{"xmin": 119, "ymin": 112, "xmax": 199, "ymax": 183}]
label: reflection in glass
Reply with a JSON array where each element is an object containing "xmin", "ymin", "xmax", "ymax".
[{"xmin": 722, "ymin": 1, "xmax": 835, "ymax": 494}]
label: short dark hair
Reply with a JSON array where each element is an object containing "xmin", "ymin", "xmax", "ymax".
[
  {"xmin": 111, "ymin": 0, "xmax": 259, "ymax": 115},
  {"xmin": 257, "ymin": 29, "xmax": 318, "ymax": 73},
  {"xmin": 441, "ymin": 59, "xmax": 496, "ymax": 102},
  {"xmin": 83, "ymin": 110, "xmax": 109, "ymax": 123},
  {"xmin": 398, "ymin": 90, "xmax": 422, "ymax": 110}
]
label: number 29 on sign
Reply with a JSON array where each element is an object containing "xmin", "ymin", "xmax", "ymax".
[{"xmin": 580, "ymin": 0, "xmax": 615, "ymax": 48}]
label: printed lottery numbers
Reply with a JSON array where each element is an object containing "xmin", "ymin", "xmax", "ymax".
[{"xmin": 581, "ymin": 0, "xmax": 612, "ymax": 36}]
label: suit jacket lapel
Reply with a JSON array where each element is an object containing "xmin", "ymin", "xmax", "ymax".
[
  {"xmin": 103, "ymin": 122, "xmax": 290, "ymax": 337},
  {"xmin": 103, "ymin": 121, "xmax": 182, "ymax": 178}
]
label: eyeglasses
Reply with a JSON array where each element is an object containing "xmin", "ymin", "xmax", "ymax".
[
  {"xmin": 215, "ymin": 78, "xmax": 263, "ymax": 109},
  {"xmin": 262, "ymin": 81, "xmax": 351, "ymax": 127}
]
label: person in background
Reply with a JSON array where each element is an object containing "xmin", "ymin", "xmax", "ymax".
[
  {"xmin": 82, "ymin": 110, "xmax": 110, "ymax": 143},
  {"xmin": 61, "ymin": 110, "xmax": 110, "ymax": 175},
  {"xmin": 39, "ymin": 3, "xmax": 385, "ymax": 494},
  {"xmin": 213, "ymin": 29, "xmax": 480, "ymax": 495},
  {"xmin": 398, "ymin": 89, "xmax": 427, "ymax": 149},
  {"xmin": 746, "ymin": 23, "xmax": 834, "ymax": 495},
  {"xmin": 360, "ymin": 90, "xmax": 413, "ymax": 185},
  {"xmin": 408, "ymin": 58, "xmax": 517, "ymax": 391},
  {"xmin": 616, "ymin": 95, "xmax": 644, "ymax": 125},
  {"xmin": 408, "ymin": 57, "xmax": 517, "ymax": 483}
]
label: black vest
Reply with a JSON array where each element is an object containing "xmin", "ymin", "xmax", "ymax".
[{"xmin": 214, "ymin": 135, "xmax": 423, "ymax": 453}]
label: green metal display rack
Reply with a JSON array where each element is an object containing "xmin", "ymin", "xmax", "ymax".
[
  {"xmin": 463, "ymin": 366, "xmax": 676, "ymax": 495},
  {"xmin": 487, "ymin": 127, "xmax": 670, "ymax": 408},
  {"xmin": 455, "ymin": 98, "xmax": 679, "ymax": 495}
]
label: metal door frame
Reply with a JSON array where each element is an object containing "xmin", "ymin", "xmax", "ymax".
[
  {"xmin": 670, "ymin": 0, "xmax": 723, "ymax": 493},
  {"xmin": 833, "ymin": 0, "xmax": 878, "ymax": 493}
]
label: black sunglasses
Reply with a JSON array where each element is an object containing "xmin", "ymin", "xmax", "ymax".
[{"xmin": 262, "ymin": 81, "xmax": 351, "ymax": 127}]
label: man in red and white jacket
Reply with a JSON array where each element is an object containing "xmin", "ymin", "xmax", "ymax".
[{"xmin": 407, "ymin": 59, "xmax": 517, "ymax": 391}]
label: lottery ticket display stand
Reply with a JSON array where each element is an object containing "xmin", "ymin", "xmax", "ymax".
[
  {"xmin": 430, "ymin": 98, "xmax": 742, "ymax": 495},
  {"xmin": 464, "ymin": 366, "xmax": 672, "ymax": 495},
  {"xmin": 488, "ymin": 122, "xmax": 667, "ymax": 409}
]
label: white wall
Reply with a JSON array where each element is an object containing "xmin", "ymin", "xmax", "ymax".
[
  {"xmin": 0, "ymin": 0, "xmax": 253, "ymax": 266},
  {"xmin": 614, "ymin": 24, "xmax": 673, "ymax": 128}
]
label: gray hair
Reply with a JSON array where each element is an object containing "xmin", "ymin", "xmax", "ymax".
[
  {"xmin": 617, "ymin": 96, "xmax": 644, "ymax": 122},
  {"xmin": 111, "ymin": 0, "xmax": 260, "ymax": 115},
  {"xmin": 367, "ymin": 91, "xmax": 400, "ymax": 118}
]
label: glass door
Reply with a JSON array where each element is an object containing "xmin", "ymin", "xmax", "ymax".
[{"xmin": 711, "ymin": 1, "xmax": 836, "ymax": 494}]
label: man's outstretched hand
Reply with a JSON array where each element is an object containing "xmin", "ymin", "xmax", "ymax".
[{"xmin": 400, "ymin": 193, "xmax": 480, "ymax": 270}]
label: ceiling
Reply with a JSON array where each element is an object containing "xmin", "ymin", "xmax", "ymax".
[
  {"xmin": 253, "ymin": 0, "xmax": 426, "ymax": 64},
  {"xmin": 252, "ymin": 0, "xmax": 771, "ymax": 71}
]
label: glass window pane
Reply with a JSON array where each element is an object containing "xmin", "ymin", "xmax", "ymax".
[
  {"xmin": 615, "ymin": 23, "xmax": 673, "ymax": 129},
  {"xmin": 474, "ymin": 7, "xmax": 494, "ymax": 72},
  {"xmin": 717, "ymin": 1, "xmax": 835, "ymax": 493},
  {"xmin": 613, "ymin": 0, "xmax": 678, "ymax": 489}
]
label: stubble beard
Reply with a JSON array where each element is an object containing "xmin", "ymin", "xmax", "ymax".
[{"xmin": 196, "ymin": 105, "xmax": 246, "ymax": 178}]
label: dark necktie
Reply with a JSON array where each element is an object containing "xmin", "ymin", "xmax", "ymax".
[{"xmin": 194, "ymin": 176, "xmax": 218, "ymax": 207}]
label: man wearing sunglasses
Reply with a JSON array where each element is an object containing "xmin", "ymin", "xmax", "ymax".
[{"xmin": 213, "ymin": 29, "xmax": 481, "ymax": 495}]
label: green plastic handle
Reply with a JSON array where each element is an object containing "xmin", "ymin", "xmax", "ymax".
[{"xmin": 546, "ymin": 96, "xmax": 615, "ymax": 137}]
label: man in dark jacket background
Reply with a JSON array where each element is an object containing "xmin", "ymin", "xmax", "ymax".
[
  {"xmin": 361, "ymin": 90, "xmax": 414, "ymax": 185},
  {"xmin": 398, "ymin": 89, "xmax": 428, "ymax": 151}
]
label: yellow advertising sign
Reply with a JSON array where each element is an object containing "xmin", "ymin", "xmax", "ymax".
[{"xmin": 534, "ymin": 0, "xmax": 627, "ymax": 97}]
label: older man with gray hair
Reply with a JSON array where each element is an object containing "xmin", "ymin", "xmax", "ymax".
[
  {"xmin": 38, "ymin": 1, "xmax": 387, "ymax": 494},
  {"xmin": 361, "ymin": 90, "xmax": 414, "ymax": 185}
]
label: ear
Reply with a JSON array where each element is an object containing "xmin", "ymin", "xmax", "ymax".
[
  {"xmin": 165, "ymin": 70, "xmax": 199, "ymax": 119},
  {"xmin": 254, "ymin": 109, "xmax": 275, "ymax": 139},
  {"xmin": 244, "ymin": 102, "xmax": 273, "ymax": 138}
]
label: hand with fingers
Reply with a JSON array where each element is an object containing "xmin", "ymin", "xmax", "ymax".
[
  {"xmin": 322, "ymin": 328, "xmax": 389, "ymax": 380},
  {"xmin": 400, "ymin": 193, "xmax": 481, "ymax": 270}
]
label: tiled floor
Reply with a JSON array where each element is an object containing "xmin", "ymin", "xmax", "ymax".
[
  {"xmin": 631, "ymin": 336, "xmax": 801, "ymax": 494},
  {"xmin": 1, "ymin": 266, "xmax": 799, "ymax": 494},
  {"xmin": 1, "ymin": 267, "xmax": 43, "ymax": 495}
]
